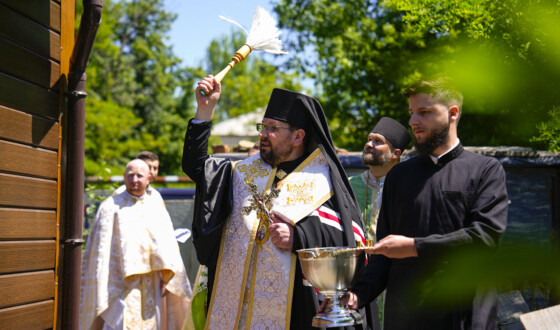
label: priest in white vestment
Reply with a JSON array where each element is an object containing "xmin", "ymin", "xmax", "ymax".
[{"xmin": 80, "ymin": 159, "xmax": 192, "ymax": 330}]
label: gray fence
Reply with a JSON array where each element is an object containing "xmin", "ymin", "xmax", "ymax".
[{"xmin": 87, "ymin": 148, "xmax": 560, "ymax": 304}]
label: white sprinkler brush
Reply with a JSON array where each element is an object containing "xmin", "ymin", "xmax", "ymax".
[{"xmin": 200, "ymin": 6, "xmax": 288, "ymax": 95}]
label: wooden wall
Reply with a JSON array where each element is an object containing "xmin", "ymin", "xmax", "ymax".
[{"xmin": 0, "ymin": 0, "xmax": 70, "ymax": 328}]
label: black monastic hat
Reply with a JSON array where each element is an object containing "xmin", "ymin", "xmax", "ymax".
[
  {"xmin": 372, "ymin": 117, "xmax": 411, "ymax": 151},
  {"xmin": 264, "ymin": 88, "xmax": 310, "ymax": 131},
  {"xmin": 263, "ymin": 88, "xmax": 364, "ymax": 247}
]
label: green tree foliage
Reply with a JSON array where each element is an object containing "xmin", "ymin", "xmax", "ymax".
[
  {"xmin": 80, "ymin": 0, "xmax": 200, "ymax": 176},
  {"xmin": 274, "ymin": 0, "xmax": 560, "ymax": 149},
  {"xmin": 384, "ymin": 0, "xmax": 560, "ymax": 149},
  {"xmin": 531, "ymin": 106, "xmax": 560, "ymax": 152},
  {"xmin": 82, "ymin": 1, "xmax": 303, "ymax": 177},
  {"xmin": 84, "ymin": 98, "xmax": 143, "ymax": 175},
  {"xmin": 202, "ymin": 29, "xmax": 305, "ymax": 122}
]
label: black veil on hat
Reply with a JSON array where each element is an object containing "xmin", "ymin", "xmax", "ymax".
[
  {"xmin": 264, "ymin": 88, "xmax": 364, "ymax": 247},
  {"xmin": 372, "ymin": 117, "xmax": 411, "ymax": 151}
]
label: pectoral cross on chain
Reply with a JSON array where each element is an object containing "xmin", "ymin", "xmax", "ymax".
[{"xmin": 241, "ymin": 183, "xmax": 280, "ymax": 244}]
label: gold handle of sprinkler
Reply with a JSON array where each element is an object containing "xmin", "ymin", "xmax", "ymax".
[{"xmin": 200, "ymin": 44, "xmax": 252, "ymax": 96}]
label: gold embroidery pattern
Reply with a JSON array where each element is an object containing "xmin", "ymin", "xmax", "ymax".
[
  {"xmin": 207, "ymin": 162, "xmax": 266, "ymax": 329},
  {"xmin": 249, "ymin": 249, "xmax": 291, "ymax": 329},
  {"xmin": 208, "ymin": 149, "xmax": 331, "ymax": 329},
  {"xmin": 238, "ymin": 159, "xmax": 269, "ymax": 184},
  {"xmin": 286, "ymin": 182, "xmax": 314, "ymax": 205}
]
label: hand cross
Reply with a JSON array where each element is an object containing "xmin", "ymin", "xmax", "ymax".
[{"xmin": 241, "ymin": 183, "xmax": 280, "ymax": 223}]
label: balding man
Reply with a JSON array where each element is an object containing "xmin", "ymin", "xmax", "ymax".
[
  {"xmin": 113, "ymin": 152, "xmax": 162, "ymax": 199},
  {"xmin": 80, "ymin": 159, "xmax": 192, "ymax": 330}
]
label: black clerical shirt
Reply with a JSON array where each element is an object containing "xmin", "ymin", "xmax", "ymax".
[{"xmin": 354, "ymin": 144, "xmax": 508, "ymax": 330}]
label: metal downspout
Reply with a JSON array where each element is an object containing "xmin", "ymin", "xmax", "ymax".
[{"xmin": 61, "ymin": 0, "xmax": 102, "ymax": 328}]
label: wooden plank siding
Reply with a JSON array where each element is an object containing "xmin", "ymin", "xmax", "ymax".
[
  {"xmin": 0, "ymin": 0, "xmax": 61, "ymax": 33},
  {"xmin": 0, "ymin": 300, "xmax": 54, "ymax": 330},
  {"xmin": 0, "ymin": 37, "xmax": 60, "ymax": 88},
  {"xmin": 0, "ymin": 140, "xmax": 58, "ymax": 178},
  {"xmin": 0, "ymin": 106, "xmax": 59, "ymax": 150},
  {"xmin": 0, "ymin": 208, "xmax": 57, "ymax": 240},
  {"xmin": 0, "ymin": 3, "xmax": 61, "ymax": 62},
  {"xmin": 0, "ymin": 241, "xmax": 56, "ymax": 274},
  {"xmin": 0, "ymin": 73, "xmax": 60, "ymax": 121},
  {"xmin": 0, "ymin": 271, "xmax": 54, "ymax": 309},
  {"xmin": 0, "ymin": 173, "xmax": 57, "ymax": 209},
  {"xmin": 0, "ymin": 0, "xmax": 68, "ymax": 328}
]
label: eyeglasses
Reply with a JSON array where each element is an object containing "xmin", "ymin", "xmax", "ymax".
[{"xmin": 256, "ymin": 123, "xmax": 297, "ymax": 134}]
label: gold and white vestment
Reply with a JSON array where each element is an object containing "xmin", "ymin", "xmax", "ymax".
[
  {"xmin": 80, "ymin": 190, "xmax": 192, "ymax": 330},
  {"xmin": 205, "ymin": 148, "xmax": 333, "ymax": 330}
]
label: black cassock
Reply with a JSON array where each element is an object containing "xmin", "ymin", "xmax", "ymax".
[
  {"xmin": 353, "ymin": 144, "xmax": 508, "ymax": 330},
  {"xmin": 182, "ymin": 120, "xmax": 379, "ymax": 330}
]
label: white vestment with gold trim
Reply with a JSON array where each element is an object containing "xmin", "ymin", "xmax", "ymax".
[
  {"xmin": 205, "ymin": 148, "xmax": 333, "ymax": 330},
  {"xmin": 80, "ymin": 190, "xmax": 192, "ymax": 330}
]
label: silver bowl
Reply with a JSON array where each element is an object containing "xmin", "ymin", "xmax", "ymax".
[{"xmin": 297, "ymin": 246, "xmax": 366, "ymax": 328}]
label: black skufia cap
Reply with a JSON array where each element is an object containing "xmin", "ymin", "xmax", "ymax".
[
  {"xmin": 372, "ymin": 117, "xmax": 411, "ymax": 150},
  {"xmin": 263, "ymin": 88, "xmax": 310, "ymax": 131}
]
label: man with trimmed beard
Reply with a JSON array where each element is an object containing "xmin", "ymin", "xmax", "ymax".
[
  {"xmin": 349, "ymin": 117, "xmax": 411, "ymax": 243},
  {"xmin": 347, "ymin": 117, "xmax": 410, "ymax": 330},
  {"xmin": 343, "ymin": 77, "xmax": 509, "ymax": 329},
  {"xmin": 182, "ymin": 75, "xmax": 369, "ymax": 329}
]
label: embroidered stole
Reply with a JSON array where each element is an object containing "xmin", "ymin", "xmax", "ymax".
[
  {"xmin": 205, "ymin": 148, "xmax": 333, "ymax": 330},
  {"xmin": 360, "ymin": 170, "xmax": 384, "ymax": 241}
]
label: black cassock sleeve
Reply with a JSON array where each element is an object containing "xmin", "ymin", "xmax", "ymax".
[{"xmin": 182, "ymin": 120, "xmax": 232, "ymax": 267}]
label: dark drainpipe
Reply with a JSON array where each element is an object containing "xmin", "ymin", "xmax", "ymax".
[{"xmin": 62, "ymin": 0, "xmax": 102, "ymax": 328}]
